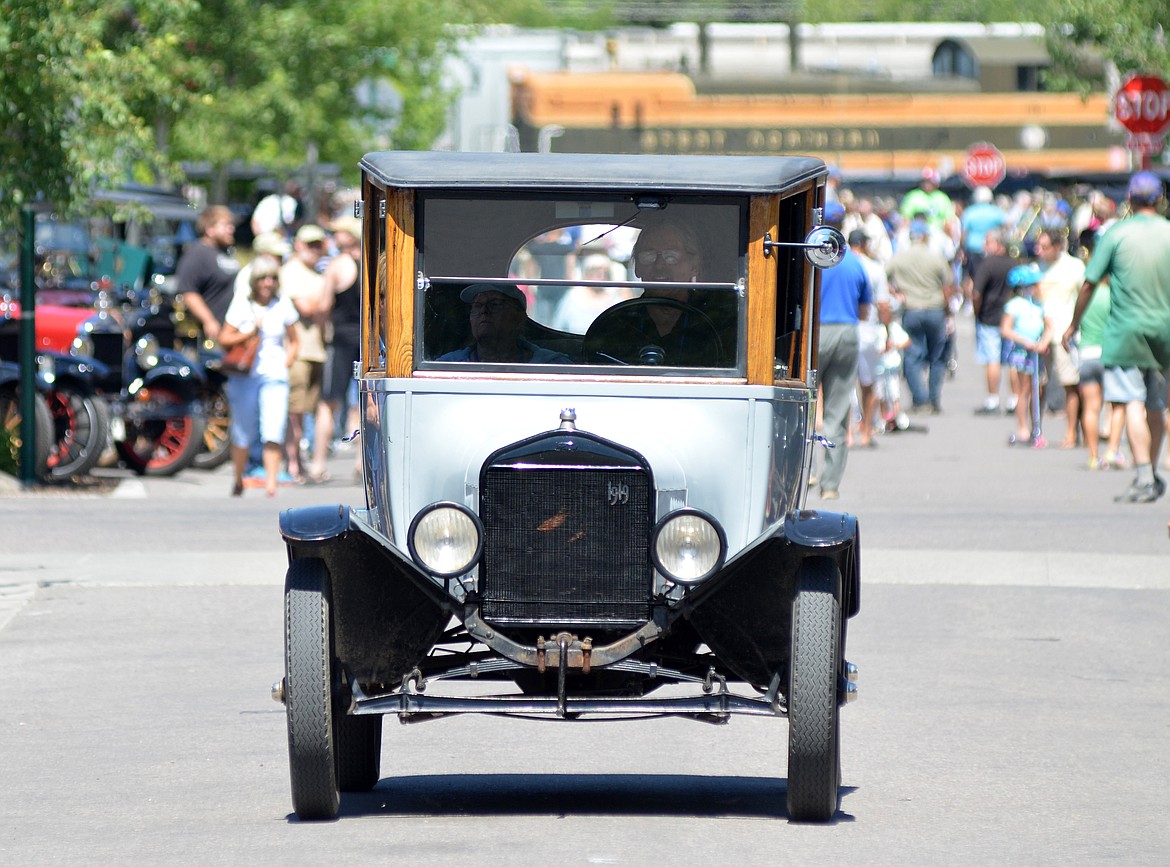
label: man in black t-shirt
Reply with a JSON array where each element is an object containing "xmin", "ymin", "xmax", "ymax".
[
  {"xmin": 176, "ymin": 205, "xmax": 241, "ymax": 342},
  {"xmin": 969, "ymin": 229, "xmax": 1019, "ymax": 415}
]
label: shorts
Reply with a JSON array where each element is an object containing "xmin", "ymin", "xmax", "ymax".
[
  {"xmin": 974, "ymin": 322, "xmax": 1006, "ymax": 366},
  {"xmin": 288, "ymin": 359, "xmax": 323, "ymax": 415},
  {"xmin": 1103, "ymin": 366, "xmax": 1170, "ymax": 411},
  {"xmin": 1005, "ymin": 343, "xmax": 1040, "ymax": 376},
  {"xmin": 1049, "ymin": 342, "xmax": 1080, "ymax": 387},
  {"xmin": 1077, "ymin": 356, "xmax": 1104, "ymax": 387},
  {"xmin": 226, "ymin": 375, "xmax": 290, "ymax": 447},
  {"xmin": 323, "ymin": 338, "xmax": 360, "ymax": 403}
]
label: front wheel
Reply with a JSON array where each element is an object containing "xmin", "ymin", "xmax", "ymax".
[
  {"xmin": 192, "ymin": 383, "xmax": 231, "ymax": 470},
  {"xmin": 45, "ymin": 386, "xmax": 110, "ymax": 478},
  {"xmin": 115, "ymin": 382, "xmax": 205, "ymax": 476},
  {"xmin": 786, "ymin": 557, "xmax": 842, "ymax": 822},
  {"xmin": 285, "ymin": 558, "xmax": 340, "ymax": 820}
]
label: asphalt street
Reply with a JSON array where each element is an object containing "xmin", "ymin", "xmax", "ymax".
[{"xmin": 1, "ymin": 312, "xmax": 1168, "ymax": 864}]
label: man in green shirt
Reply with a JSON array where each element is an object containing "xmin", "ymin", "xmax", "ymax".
[{"xmin": 1066, "ymin": 172, "xmax": 1170, "ymax": 504}]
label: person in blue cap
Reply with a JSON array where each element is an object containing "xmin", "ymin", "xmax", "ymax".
[
  {"xmin": 1001, "ymin": 263, "xmax": 1051, "ymax": 446},
  {"xmin": 1064, "ymin": 171, "xmax": 1170, "ymax": 503}
]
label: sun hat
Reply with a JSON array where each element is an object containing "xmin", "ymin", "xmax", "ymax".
[
  {"xmin": 252, "ymin": 231, "xmax": 291, "ymax": 258},
  {"xmin": 295, "ymin": 224, "xmax": 327, "ymax": 244},
  {"xmin": 1008, "ymin": 263, "xmax": 1042, "ymax": 287}
]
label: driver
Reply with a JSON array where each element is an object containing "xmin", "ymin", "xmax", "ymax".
[
  {"xmin": 437, "ymin": 283, "xmax": 571, "ymax": 363},
  {"xmin": 589, "ymin": 218, "xmax": 732, "ymax": 366}
]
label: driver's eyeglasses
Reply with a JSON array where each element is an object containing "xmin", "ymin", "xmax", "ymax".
[
  {"xmin": 470, "ymin": 300, "xmax": 511, "ymax": 316},
  {"xmin": 636, "ymin": 249, "xmax": 689, "ymax": 266}
]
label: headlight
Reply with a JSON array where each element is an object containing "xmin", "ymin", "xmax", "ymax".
[
  {"xmin": 37, "ymin": 353, "xmax": 56, "ymax": 383},
  {"xmin": 71, "ymin": 334, "xmax": 94, "ymax": 358},
  {"xmin": 651, "ymin": 509, "xmax": 726, "ymax": 585},
  {"xmin": 135, "ymin": 333, "xmax": 161, "ymax": 369},
  {"xmin": 408, "ymin": 502, "xmax": 483, "ymax": 577}
]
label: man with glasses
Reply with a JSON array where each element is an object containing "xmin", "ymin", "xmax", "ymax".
[{"xmin": 438, "ymin": 284, "xmax": 570, "ymax": 363}]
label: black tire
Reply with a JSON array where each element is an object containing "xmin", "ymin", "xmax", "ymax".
[
  {"xmin": 786, "ymin": 557, "xmax": 842, "ymax": 822},
  {"xmin": 336, "ymin": 713, "xmax": 382, "ymax": 792},
  {"xmin": 45, "ymin": 386, "xmax": 111, "ymax": 478},
  {"xmin": 115, "ymin": 382, "xmax": 206, "ymax": 476},
  {"xmin": 285, "ymin": 558, "xmax": 340, "ymax": 820},
  {"xmin": 192, "ymin": 384, "xmax": 231, "ymax": 470}
]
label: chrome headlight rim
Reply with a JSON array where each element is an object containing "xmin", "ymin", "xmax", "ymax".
[
  {"xmin": 71, "ymin": 333, "xmax": 94, "ymax": 359},
  {"xmin": 407, "ymin": 501, "xmax": 484, "ymax": 579},
  {"xmin": 134, "ymin": 333, "xmax": 161, "ymax": 369},
  {"xmin": 650, "ymin": 507, "xmax": 727, "ymax": 586}
]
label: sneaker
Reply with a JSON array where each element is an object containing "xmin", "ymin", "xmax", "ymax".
[
  {"xmin": 820, "ymin": 489, "xmax": 840, "ymax": 501},
  {"xmin": 1156, "ymin": 475, "xmax": 1167, "ymax": 498},
  {"xmin": 973, "ymin": 404, "xmax": 1000, "ymax": 416},
  {"xmin": 1103, "ymin": 451, "xmax": 1128, "ymax": 470},
  {"xmin": 1114, "ymin": 481, "xmax": 1161, "ymax": 504}
]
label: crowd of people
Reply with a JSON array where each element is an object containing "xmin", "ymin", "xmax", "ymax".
[
  {"xmin": 177, "ymin": 168, "xmax": 1170, "ymax": 518},
  {"xmin": 818, "ymin": 167, "xmax": 1170, "ymax": 512},
  {"xmin": 176, "ymin": 186, "xmax": 362, "ymax": 496}
]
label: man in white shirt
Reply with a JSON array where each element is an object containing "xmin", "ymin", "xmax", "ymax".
[{"xmin": 1035, "ymin": 228, "xmax": 1086, "ymax": 448}]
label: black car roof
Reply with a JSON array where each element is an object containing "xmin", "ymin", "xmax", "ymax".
[{"xmin": 360, "ymin": 151, "xmax": 827, "ymax": 195}]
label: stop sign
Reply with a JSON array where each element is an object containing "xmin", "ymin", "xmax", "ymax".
[
  {"xmin": 962, "ymin": 142, "xmax": 1006, "ymax": 189},
  {"xmin": 1115, "ymin": 74, "xmax": 1170, "ymax": 136}
]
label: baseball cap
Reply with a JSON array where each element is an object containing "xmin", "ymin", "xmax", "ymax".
[
  {"xmin": 1127, "ymin": 171, "xmax": 1163, "ymax": 201},
  {"xmin": 921, "ymin": 167, "xmax": 940, "ymax": 184},
  {"xmin": 459, "ymin": 282, "xmax": 527, "ymax": 310},
  {"xmin": 295, "ymin": 224, "xmax": 327, "ymax": 244},
  {"xmin": 823, "ymin": 201, "xmax": 845, "ymax": 223},
  {"xmin": 972, "ymin": 186, "xmax": 993, "ymax": 204}
]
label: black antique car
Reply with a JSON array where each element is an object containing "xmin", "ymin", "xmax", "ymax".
[{"xmin": 274, "ymin": 151, "xmax": 861, "ymax": 823}]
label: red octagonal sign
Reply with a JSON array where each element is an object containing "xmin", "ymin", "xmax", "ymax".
[
  {"xmin": 1115, "ymin": 74, "xmax": 1170, "ymax": 136},
  {"xmin": 962, "ymin": 142, "xmax": 1006, "ymax": 189}
]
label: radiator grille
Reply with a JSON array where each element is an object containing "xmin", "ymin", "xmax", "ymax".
[{"xmin": 480, "ymin": 465, "xmax": 651, "ymax": 626}]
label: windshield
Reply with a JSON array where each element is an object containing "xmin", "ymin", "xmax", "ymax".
[{"xmin": 417, "ymin": 195, "xmax": 744, "ymax": 372}]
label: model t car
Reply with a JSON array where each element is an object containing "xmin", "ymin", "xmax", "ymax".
[{"xmin": 274, "ymin": 151, "xmax": 861, "ymax": 822}]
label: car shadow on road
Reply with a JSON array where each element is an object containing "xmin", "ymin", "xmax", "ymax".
[{"xmin": 310, "ymin": 774, "xmax": 857, "ymax": 822}]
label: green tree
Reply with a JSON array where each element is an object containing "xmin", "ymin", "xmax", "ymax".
[
  {"xmin": 1043, "ymin": 0, "xmax": 1170, "ymax": 93},
  {"xmin": 0, "ymin": 0, "xmax": 185, "ymax": 228}
]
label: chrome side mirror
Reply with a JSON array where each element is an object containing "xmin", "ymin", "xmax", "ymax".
[{"xmin": 762, "ymin": 226, "xmax": 848, "ymax": 268}]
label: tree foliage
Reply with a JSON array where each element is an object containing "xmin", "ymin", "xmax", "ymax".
[
  {"xmin": 0, "ymin": 0, "xmax": 184, "ymax": 228},
  {"xmin": 1042, "ymin": 0, "xmax": 1170, "ymax": 94}
]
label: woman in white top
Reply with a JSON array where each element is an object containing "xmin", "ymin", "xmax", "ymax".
[{"xmin": 219, "ymin": 254, "xmax": 300, "ymax": 497}]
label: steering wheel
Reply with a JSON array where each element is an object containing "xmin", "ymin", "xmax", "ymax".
[{"xmin": 582, "ymin": 297, "xmax": 725, "ymax": 366}]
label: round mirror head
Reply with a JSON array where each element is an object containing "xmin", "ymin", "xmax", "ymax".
[{"xmin": 804, "ymin": 226, "xmax": 847, "ymax": 268}]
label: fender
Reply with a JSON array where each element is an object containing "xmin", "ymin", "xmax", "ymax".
[
  {"xmin": 782, "ymin": 508, "xmax": 860, "ymax": 619},
  {"xmin": 280, "ymin": 503, "xmax": 356, "ymax": 544}
]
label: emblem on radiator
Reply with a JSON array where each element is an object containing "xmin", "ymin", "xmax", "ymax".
[{"xmin": 607, "ymin": 480, "xmax": 629, "ymax": 505}]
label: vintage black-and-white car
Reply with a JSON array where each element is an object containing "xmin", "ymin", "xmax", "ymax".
[{"xmin": 275, "ymin": 151, "xmax": 861, "ymax": 822}]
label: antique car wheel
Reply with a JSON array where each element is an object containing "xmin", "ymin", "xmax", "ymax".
[
  {"xmin": 582, "ymin": 297, "xmax": 723, "ymax": 365},
  {"xmin": 45, "ymin": 386, "xmax": 111, "ymax": 478},
  {"xmin": 335, "ymin": 712, "xmax": 382, "ymax": 792},
  {"xmin": 115, "ymin": 383, "xmax": 206, "ymax": 476},
  {"xmin": 192, "ymin": 384, "xmax": 231, "ymax": 470},
  {"xmin": 0, "ymin": 385, "xmax": 54, "ymax": 479},
  {"xmin": 284, "ymin": 557, "xmax": 340, "ymax": 820},
  {"xmin": 786, "ymin": 556, "xmax": 842, "ymax": 822}
]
